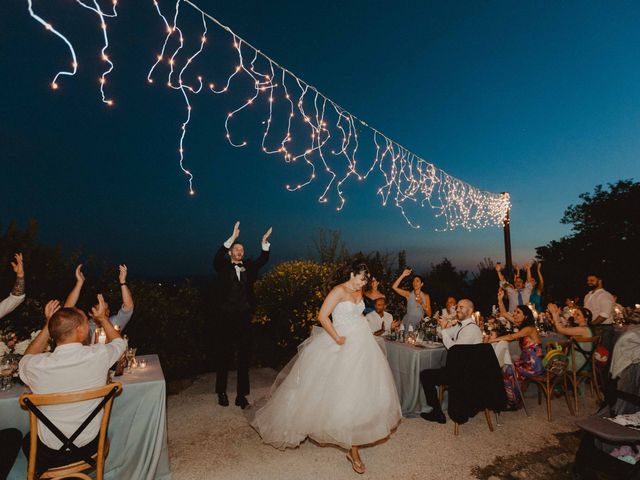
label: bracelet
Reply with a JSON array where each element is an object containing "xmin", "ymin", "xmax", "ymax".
[{"xmin": 119, "ymin": 283, "xmax": 127, "ymax": 286}]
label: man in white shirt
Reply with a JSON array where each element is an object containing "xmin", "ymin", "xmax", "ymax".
[
  {"xmin": 495, "ymin": 263, "xmax": 533, "ymax": 313},
  {"xmin": 0, "ymin": 253, "xmax": 25, "ymax": 319},
  {"xmin": 419, "ymin": 299, "xmax": 482, "ymax": 423},
  {"xmin": 18, "ymin": 295, "xmax": 125, "ymax": 471},
  {"xmin": 365, "ymin": 298, "xmax": 397, "ymax": 336},
  {"xmin": 0, "ymin": 254, "xmax": 26, "ymax": 477},
  {"xmin": 584, "ymin": 273, "xmax": 615, "ymax": 361}
]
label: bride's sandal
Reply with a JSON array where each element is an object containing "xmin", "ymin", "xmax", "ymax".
[{"xmin": 346, "ymin": 452, "xmax": 365, "ymax": 474}]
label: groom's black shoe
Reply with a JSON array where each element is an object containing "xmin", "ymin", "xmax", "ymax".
[
  {"xmin": 218, "ymin": 393, "xmax": 229, "ymax": 407},
  {"xmin": 235, "ymin": 395, "xmax": 250, "ymax": 409},
  {"xmin": 420, "ymin": 409, "xmax": 446, "ymax": 424}
]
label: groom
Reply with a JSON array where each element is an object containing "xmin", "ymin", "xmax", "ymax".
[{"xmin": 213, "ymin": 221, "xmax": 272, "ymax": 409}]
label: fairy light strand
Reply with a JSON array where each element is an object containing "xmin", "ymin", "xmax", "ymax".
[
  {"xmin": 175, "ymin": 0, "xmax": 509, "ymax": 229},
  {"xmin": 26, "ymin": 0, "xmax": 510, "ymax": 230}
]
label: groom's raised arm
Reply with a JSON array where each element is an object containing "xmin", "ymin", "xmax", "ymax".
[
  {"xmin": 253, "ymin": 227, "xmax": 272, "ymax": 271},
  {"xmin": 214, "ymin": 221, "xmax": 240, "ymax": 272}
]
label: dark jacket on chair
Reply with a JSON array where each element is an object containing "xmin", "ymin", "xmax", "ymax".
[{"xmin": 446, "ymin": 343, "xmax": 507, "ymax": 424}]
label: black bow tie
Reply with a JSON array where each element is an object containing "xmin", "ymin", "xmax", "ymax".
[{"xmin": 232, "ymin": 262, "xmax": 244, "ymax": 268}]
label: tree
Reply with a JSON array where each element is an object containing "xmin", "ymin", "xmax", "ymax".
[
  {"xmin": 536, "ymin": 179, "xmax": 640, "ymax": 304},
  {"xmin": 311, "ymin": 228, "xmax": 348, "ymax": 264},
  {"xmin": 424, "ymin": 258, "xmax": 469, "ymax": 311}
]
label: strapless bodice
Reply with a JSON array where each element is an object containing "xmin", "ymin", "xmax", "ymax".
[{"xmin": 332, "ymin": 300, "xmax": 365, "ymax": 327}]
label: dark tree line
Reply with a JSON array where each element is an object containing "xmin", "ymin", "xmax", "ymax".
[{"xmin": 536, "ymin": 179, "xmax": 639, "ymax": 304}]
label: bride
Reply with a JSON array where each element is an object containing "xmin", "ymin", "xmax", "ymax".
[{"xmin": 250, "ymin": 261, "xmax": 402, "ymax": 474}]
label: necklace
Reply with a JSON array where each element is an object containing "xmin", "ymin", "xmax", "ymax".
[{"xmin": 345, "ymin": 283, "xmax": 358, "ymax": 292}]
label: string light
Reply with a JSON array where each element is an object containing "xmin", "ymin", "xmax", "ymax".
[
  {"xmin": 26, "ymin": 0, "xmax": 511, "ymax": 230},
  {"xmin": 27, "ymin": 0, "xmax": 119, "ymax": 104}
]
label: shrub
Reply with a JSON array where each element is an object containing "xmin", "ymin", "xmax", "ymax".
[{"xmin": 253, "ymin": 260, "xmax": 333, "ymax": 367}]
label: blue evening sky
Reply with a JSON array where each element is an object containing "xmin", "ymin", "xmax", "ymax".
[{"xmin": 1, "ymin": 0, "xmax": 639, "ymax": 276}]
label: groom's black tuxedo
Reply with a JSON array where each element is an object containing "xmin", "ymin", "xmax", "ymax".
[
  {"xmin": 213, "ymin": 245, "xmax": 269, "ymax": 315},
  {"xmin": 213, "ymin": 244, "xmax": 269, "ymax": 396}
]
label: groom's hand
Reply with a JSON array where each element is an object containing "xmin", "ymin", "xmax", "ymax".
[
  {"xmin": 262, "ymin": 227, "xmax": 272, "ymax": 244},
  {"xmin": 232, "ymin": 221, "xmax": 240, "ymax": 240}
]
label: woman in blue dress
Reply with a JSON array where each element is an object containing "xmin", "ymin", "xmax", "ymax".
[{"xmin": 392, "ymin": 268, "xmax": 431, "ymax": 330}]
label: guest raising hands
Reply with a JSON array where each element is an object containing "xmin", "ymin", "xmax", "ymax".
[
  {"xmin": 392, "ymin": 268, "xmax": 431, "ymax": 330},
  {"xmin": 0, "ymin": 253, "xmax": 25, "ymax": 319}
]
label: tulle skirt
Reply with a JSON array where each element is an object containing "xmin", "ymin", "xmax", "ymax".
[{"xmin": 250, "ymin": 318, "xmax": 402, "ymax": 450}]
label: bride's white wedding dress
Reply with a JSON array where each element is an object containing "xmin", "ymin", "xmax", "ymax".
[{"xmin": 250, "ymin": 299, "xmax": 402, "ymax": 450}]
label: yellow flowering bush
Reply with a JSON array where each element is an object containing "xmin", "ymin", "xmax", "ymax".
[{"xmin": 253, "ymin": 260, "xmax": 334, "ymax": 367}]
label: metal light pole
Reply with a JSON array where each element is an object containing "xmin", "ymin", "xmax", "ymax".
[{"xmin": 502, "ymin": 192, "xmax": 513, "ymax": 281}]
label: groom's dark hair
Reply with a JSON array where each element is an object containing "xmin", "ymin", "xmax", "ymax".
[{"xmin": 229, "ymin": 241, "xmax": 244, "ymax": 249}]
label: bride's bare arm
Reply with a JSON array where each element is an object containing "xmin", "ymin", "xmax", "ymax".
[{"xmin": 318, "ymin": 287, "xmax": 347, "ymax": 345}]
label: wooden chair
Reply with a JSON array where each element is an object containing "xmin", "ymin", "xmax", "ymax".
[
  {"xmin": 453, "ymin": 409, "xmax": 494, "ymax": 435},
  {"xmin": 19, "ymin": 382, "xmax": 122, "ymax": 480},
  {"xmin": 445, "ymin": 344, "xmax": 507, "ymax": 435},
  {"xmin": 522, "ymin": 342, "xmax": 575, "ymax": 421},
  {"xmin": 568, "ymin": 335, "xmax": 603, "ymax": 413}
]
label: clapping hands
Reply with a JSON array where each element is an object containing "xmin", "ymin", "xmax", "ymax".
[
  {"xmin": 118, "ymin": 264, "xmax": 128, "ymax": 284},
  {"xmin": 262, "ymin": 227, "xmax": 273, "ymax": 244},
  {"xmin": 44, "ymin": 300, "xmax": 61, "ymax": 324},
  {"xmin": 75, "ymin": 264, "xmax": 85, "ymax": 284},
  {"xmin": 91, "ymin": 294, "xmax": 109, "ymax": 323}
]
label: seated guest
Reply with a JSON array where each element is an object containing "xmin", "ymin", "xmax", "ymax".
[
  {"xmin": 64, "ymin": 264, "xmax": 134, "ymax": 338},
  {"xmin": 0, "ymin": 255, "xmax": 26, "ymax": 474},
  {"xmin": 365, "ymin": 297, "xmax": 398, "ymax": 336},
  {"xmin": 363, "ymin": 277, "xmax": 385, "ymax": 315},
  {"xmin": 0, "ymin": 253, "xmax": 25, "ymax": 319},
  {"xmin": 440, "ymin": 296, "xmax": 458, "ymax": 323},
  {"xmin": 490, "ymin": 290, "xmax": 543, "ymax": 379},
  {"xmin": 495, "ymin": 262, "xmax": 533, "ymax": 313},
  {"xmin": 419, "ymin": 299, "xmax": 482, "ymax": 423},
  {"xmin": 18, "ymin": 295, "xmax": 125, "ymax": 471},
  {"xmin": 548, "ymin": 303, "xmax": 593, "ymax": 371}
]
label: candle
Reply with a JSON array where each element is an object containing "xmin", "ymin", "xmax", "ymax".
[
  {"xmin": 98, "ymin": 328, "xmax": 106, "ymax": 344},
  {"xmin": 138, "ymin": 358, "xmax": 147, "ymax": 369}
]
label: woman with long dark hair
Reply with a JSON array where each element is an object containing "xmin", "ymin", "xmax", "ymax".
[
  {"xmin": 251, "ymin": 261, "xmax": 401, "ymax": 475},
  {"xmin": 490, "ymin": 289, "xmax": 544, "ymax": 378}
]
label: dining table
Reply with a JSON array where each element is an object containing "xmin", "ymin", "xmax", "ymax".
[
  {"xmin": 383, "ymin": 339, "xmax": 447, "ymax": 416},
  {"xmin": 0, "ymin": 354, "xmax": 172, "ymax": 480}
]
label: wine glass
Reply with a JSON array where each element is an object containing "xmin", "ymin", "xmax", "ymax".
[
  {"xmin": 0, "ymin": 359, "xmax": 15, "ymax": 391},
  {"xmin": 124, "ymin": 347, "xmax": 137, "ymax": 374}
]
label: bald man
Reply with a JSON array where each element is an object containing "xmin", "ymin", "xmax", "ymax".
[{"xmin": 419, "ymin": 298, "xmax": 483, "ymax": 423}]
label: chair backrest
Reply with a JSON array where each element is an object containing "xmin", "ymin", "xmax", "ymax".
[
  {"xmin": 570, "ymin": 335, "xmax": 600, "ymax": 374},
  {"xmin": 19, "ymin": 382, "xmax": 122, "ymax": 480},
  {"xmin": 446, "ymin": 343, "xmax": 507, "ymax": 423}
]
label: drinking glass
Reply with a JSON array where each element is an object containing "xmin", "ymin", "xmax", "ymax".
[
  {"xmin": 125, "ymin": 347, "xmax": 137, "ymax": 373},
  {"xmin": 0, "ymin": 360, "xmax": 15, "ymax": 391}
]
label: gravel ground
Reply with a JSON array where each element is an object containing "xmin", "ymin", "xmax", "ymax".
[{"xmin": 167, "ymin": 369, "xmax": 590, "ymax": 480}]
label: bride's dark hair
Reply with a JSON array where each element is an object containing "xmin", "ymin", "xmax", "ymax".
[{"xmin": 324, "ymin": 259, "xmax": 370, "ymax": 293}]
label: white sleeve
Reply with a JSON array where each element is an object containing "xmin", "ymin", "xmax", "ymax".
[
  {"xmin": 441, "ymin": 326, "xmax": 456, "ymax": 349},
  {"xmin": 261, "ymin": 241, "xmax": 271, "ymax": 251},
  {"xmin": 18, "ymin": 354, "xmax": 36, "ymax": 386},
  {"xmin": 103, "ymin": 338, "xmax": 126, "ymax": 365},
  {"xmin": 0, "ymin": 294, "xmax": 26, "ymax": 319}
]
